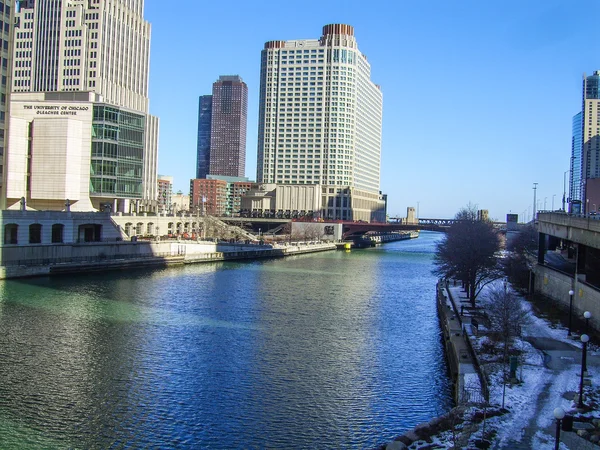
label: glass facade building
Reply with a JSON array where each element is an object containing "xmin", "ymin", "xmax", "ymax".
[
  {"xmin": 196, "ymin": 95, "xmax": 212, "ymax": 178},
  {"xmin": 570, "ymin": 112, "xmax": 583, "ymax": 206},
  {"xmin": 90, "ymin": 105, "xmax": 145, "ymax": 199}
]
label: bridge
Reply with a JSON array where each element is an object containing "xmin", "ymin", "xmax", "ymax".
[{"xmin": 216, "ymin": 216, "xmax": 507, "ymax": 239}]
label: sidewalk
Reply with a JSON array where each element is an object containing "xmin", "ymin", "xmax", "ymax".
[{"xmin": 446, "ymin": 283, "xmax": 600, "ymax": 449}]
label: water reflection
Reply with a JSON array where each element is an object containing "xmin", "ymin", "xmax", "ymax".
[{"xmin": 0, "ymin": 231, "xmax": 452, "ymax": 448}]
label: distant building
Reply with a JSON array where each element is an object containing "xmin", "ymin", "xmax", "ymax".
[
  {"xmin": 240, "ymin": 184, "xmax": 385, "ymax": 222},
  {"xmin": 477, "ymin": 209, "xmax": 489, "ymax": 222},
  {"xmin": 196, "ymin": 76, "xmax": 248, "ymax": 179},
  {"xmin": 570, "ymin": 111, "xmax": 583, "ymax": 212},
  {"xmin": 190, "ymin": 175, "xmax": 252, "ymax": 216},
  {"xmin": 196, "ymin": 95, "xmax": 212, "ymax": 179},
  {"xmin": 157, "ymin": 175, "xmax": 173, "ymax": 213},
  {"xmin": 256, "ymin": 24, "xmax": 385, "ymax": 221},
  {"xmin": 571, "ymin": 71, "xmax": 600, "ymax": 214},
  {"xmin": 171, "ymin": 193, "xmax": 189, "ymax": 212}
]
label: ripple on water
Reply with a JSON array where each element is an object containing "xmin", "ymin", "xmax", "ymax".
[{"xmin": 0, "ymin": 232, "xmax": 452, "ymax": 448}]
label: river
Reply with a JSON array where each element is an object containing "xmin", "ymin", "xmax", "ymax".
[{"xmin": 0, "ymin": 231, "xmax": 452, "ymax": 449}]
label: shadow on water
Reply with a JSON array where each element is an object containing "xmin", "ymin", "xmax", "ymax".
[{"xmin": 0, "ymin": 231, "xmax": 453, "ymax": 449}]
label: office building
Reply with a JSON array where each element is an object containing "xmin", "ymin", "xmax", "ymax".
[
  {"xmin": 571, "ymin": 71, "xmax": 600, "ymax": 214},
  {"xmin": 196, "ymin": 75, "xmax": 248, "ymax": 179},
  {"xmin": 157, "ymin": 175, "xmax": 173, "ymax": 213},
  {"xmin": 190, "ymin": 175, "xmax": 252, "ymax": 216},
  {"xmin": 570, "ymin": 111, "xmax": 583, "ymax": 212},
  {"xmin": 256, "ymin": 24, "xmax": 385, "ymax": 221},
  {"xmin": 0, "ymin": 1, "xmax": 15, "ymax": 209},
  {"xmin": 4, "ymin": 0, "xmax": 159, "ymax": 212},
  {"xmin": 196, "ymin": 95, "xmax": 212, "ymax": 178}
]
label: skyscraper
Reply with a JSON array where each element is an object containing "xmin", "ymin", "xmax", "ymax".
[
  {"xmin": 196, "ymin": 75, "xmax": 248, "ymax": 179},
  {"xmin": 4, "ymin": 0, "xmax": 159, "ymax": 213},
  {"xmin": 0, "ymin": 1, "xmax": 14, "ymax": 210},
  {"xmin": 257, "ymin": 24, "xmax": 382, "ymax": 188},
  {"xmin": 196, "ymin": 95, "xmax": 212, "ymax": 178},
  {"xmin": 256, "ymin": 24, "xmax": 384, "ymax": 221},
  {"xmin": 571, "ymin": 71, "xmax": 600, "ymax": 214}
]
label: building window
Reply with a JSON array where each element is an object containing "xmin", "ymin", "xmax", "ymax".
[
  {"xmin": 4, "ymin": 224, "xmax": 17, "ymax": 244},
  {"xmin": 51, "ymin": 224, "xmax": 64, "ymax": 243},
  {"xmin": 29, "ymin": 224, "xmax": 42, "ymax": 244}
]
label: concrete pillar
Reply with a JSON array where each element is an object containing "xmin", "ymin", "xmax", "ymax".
[
  {"xmin": 577, "ymin": 245, "xmax": 587, "ymax": 281},
  {"xmin": 538, "ymin": 232, "xmax": 546, "ymax": 265}
]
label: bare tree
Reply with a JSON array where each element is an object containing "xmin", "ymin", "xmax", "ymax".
[
  {"xmin": 502, "ymin": 224, "xmax": 538, "ymax": 292},
  {"xmin": 433, "ymin": 204, "xmax": 502, "ymax": 305},
  {"xmin": 486, "ymin": 285, "xmax": 530, "ymax": 408}
]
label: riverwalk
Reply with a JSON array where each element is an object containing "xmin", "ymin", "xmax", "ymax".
[
  {"xmin": 0, "ymin": 240, "xmax": 337, "ymax": 279},
  {"xmin": 385, "ymin": 281, "xmax": 600, "ymax": 449}
]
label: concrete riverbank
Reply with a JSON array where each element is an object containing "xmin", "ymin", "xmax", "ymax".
[
  {"xmin": 0, "ymin": 240, "xmax": 337, "ymax": 279},
  {"xmin": 382, "ymin": 280, "xmax": 488, "ymax": 449}
]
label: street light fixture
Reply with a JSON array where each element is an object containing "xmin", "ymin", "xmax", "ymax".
[
  {"xmin": 579, "ymin": 334, "xmax": 589, "ymax": 408},
  {"xmin": 568, "ymin": 290, "xmax": 574, "ymax": 336},
  {"xmin": 554, "ymin": 407, "xmax": 565, "ymax": 450},
  {"xmin": 584, "ymin": 311, "xmax": 592, "ymax": 335}
]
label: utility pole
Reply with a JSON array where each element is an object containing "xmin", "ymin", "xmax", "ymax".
[
  {"xmin": 563, "ymin": 170, "xmax": 568, "ymax": 211},
  {"xmin": 533, "ymin": 183, "xmax": 538, "ymax": 220}
]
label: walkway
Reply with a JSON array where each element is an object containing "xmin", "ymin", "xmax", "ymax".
[{"xmin": 447, "ymin": 284, "xmax": 600, "ymax": 449}]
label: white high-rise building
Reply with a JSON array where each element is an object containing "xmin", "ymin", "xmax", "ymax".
[
  {"xmin": 256, "ymin": 24, "xmax": 385, "ymax": 221},
  {"xmin": 4, "ymin": 0, "xmax": 158, "ymax": 213}
]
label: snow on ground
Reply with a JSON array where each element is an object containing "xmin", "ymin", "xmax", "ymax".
[{"xmin": 410, "ymin": 280, "xmax": 597, "ymax": 449}]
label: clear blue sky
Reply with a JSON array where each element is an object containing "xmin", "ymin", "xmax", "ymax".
[{"xmin": 145, "ymin": 0, "xmax": 598, "ymax": 221}]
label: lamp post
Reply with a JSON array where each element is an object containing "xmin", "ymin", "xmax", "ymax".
[
  {"xmin": 563, "ymin": 170, "xmax": 569, "ymax": 211},
  {"xmin": 584, "ymin": 311, "xmax": 592, "ymax": 335},
  {"xmin": 533, "ymin": 183, "xmax": 538, "ymax": 219},
  {"xmin": 568, "ymin": 289, "xmax": 574, "ymax": 336},
  {"xmin": 552, "ymin": 194, "xmax": 556, "ymax": 211},
  {"xmin": 579, "ymin": 334, "xmax": 589, "ymax": 408},
  {"xmin": 554, "ymin": 407, "xmax": 565, "ymax": 450},
  {"xmin": 583, "ymin": 311, "xmax": 591, "ymax": 373}
]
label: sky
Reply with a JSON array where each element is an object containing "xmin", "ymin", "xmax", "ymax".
[{"xmin": 143, "ymin": 0, "xmax": 600, "ymax": 222}]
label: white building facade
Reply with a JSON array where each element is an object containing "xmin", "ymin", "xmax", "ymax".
[
  {"xmin": 4, "ymin": 0, "xmax": 158, "ymax": 212},
  {"xmin": 256, "ymin": 24, "xmax": 385, "ymax": 221}
]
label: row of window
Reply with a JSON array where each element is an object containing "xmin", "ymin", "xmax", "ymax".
[{"xmin": 4, "ymin": 223, "xmax": 64, "ymax": 245}]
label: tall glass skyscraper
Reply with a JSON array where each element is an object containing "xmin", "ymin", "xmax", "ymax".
[
  {"xmin": 570, "ymin": 111, "xmax": 583, "ymax": 209},
  {"xmin": 196, "ymin": 95, "xmax": 212, "ymax": 178},
  {"xmin": 196, "ymin": 76, "xmax": 248, "ymax": 179},
  {"xmin": 571, "ymin": 71, "xmax": 600, "ymax": 213}
]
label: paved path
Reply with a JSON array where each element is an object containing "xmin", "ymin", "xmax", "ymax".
[{"xmin": 494, "ymin": 326, "xmax": 600, "ymax": 449}]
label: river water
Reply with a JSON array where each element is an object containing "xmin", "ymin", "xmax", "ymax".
[{"xmin": 0, "ymin": 231, "xmax": 452, "ymax": 449}]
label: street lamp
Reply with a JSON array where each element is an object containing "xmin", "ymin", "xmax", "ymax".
[
  {"xmin": 579, "ymin": 334, "xmax": 589, "ymax": 408},
  {"xmin": 552, "ymin": 194, "xmax": 556, "ymax": 211},
  {"xmin": 584, "ymin": 311, "xmax": 592, "ymax": 335},
  {"xmin": 554, "ymin": 407, "xmax": 565, "ymax": 450},
  {"xmin": 568, "ymin": 290, "xmax": 574, "ymax": 336}
]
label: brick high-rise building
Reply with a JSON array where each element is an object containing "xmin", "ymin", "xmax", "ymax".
[{"xmin": 196, "ymin": 75, "xmax": 248, "ymax": 179}]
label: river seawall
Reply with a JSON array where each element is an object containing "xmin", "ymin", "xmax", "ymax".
[{"xmin": 0, "ymin": 241, "xmax": 336, "ymax": 279}]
